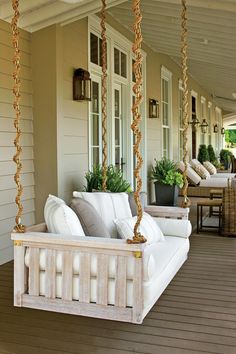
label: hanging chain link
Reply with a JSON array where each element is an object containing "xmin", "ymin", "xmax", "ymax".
[
  {"xmin": 181, "ymin": 0, "xmax": 191, "ymax": 209},
  {"xmin": 11, "ymin": 0, "xmax": 25, "ymax": 233},
  {"xmin": 101, "ymin": 0, "xmax": 108, "ymax": 191},
  {"xmin": 127, "ymin": 0, "xmax": 146, "ymax": 244}
]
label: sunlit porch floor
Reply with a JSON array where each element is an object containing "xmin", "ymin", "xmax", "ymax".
[{"xmin": 0, "ymin": 222, "xmax": 236, "ymax": 353}]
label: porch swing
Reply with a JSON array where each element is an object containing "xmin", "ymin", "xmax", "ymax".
[{"xmin": 11, "ymin": 0, "xmax": 191, "ymax": 324}]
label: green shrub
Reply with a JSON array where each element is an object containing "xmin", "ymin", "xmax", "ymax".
[
  {"xmin": 207, "ymin": 145, "xmax": 216, "ymax": 163},
  {"xmin": 220, "ymin": 149, "xmax": 233, "ymax": 163},
  {"xmin": 85, "ymin": 165, "xmax": 132, "ymax": 193},
  {"xmin": 197, "ymin": 144, "xmax": 209, "ymax": 163},
  {"xmin": 150, "ymin": 157, "xmax": 183, "ymax": 188}
]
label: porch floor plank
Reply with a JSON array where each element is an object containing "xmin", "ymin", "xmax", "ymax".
[{"xmin": 0, "ymin": 234, "xmax": 236, "ymax": 354}]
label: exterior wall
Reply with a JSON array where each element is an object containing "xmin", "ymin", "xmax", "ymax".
[
  {"xmin": 32, "ymin": 20, "xmax": 88, "ymax": 222},
  {"xmin": 0, "ymin": 20, "xmax": 35, "ymax": 265}
]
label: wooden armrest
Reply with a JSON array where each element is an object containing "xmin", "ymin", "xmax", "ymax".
[
  {"xmin": 11, "ymin": 231, "xmax": 145, "ymax": 253},
  {"xmin": 144, "ymin": 205, "xmax": 189, "ymax": 220}
]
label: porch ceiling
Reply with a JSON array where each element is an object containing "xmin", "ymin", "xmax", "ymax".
[{"xmin": 108, "ymin": 0, "xmax": 236, "ymax": 115}]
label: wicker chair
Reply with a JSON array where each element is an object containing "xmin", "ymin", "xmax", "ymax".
[{"xmin": 222, "ymin": 187, "xmax": 236, "ymax": 236}]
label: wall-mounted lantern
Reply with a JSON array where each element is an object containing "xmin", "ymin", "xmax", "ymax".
[
  {"xmin": 73, "ymin": 68, "xmax": 91, "ymax": 101},
  {"xmin": 221, "ymin": 127, "xmax": 225, "ymax": 135},
  {"xmin": 213, "ymin": 124, "xmax": 218, "ymax": 133},
  {"xmin": 149, "ymin": 99, "xmax": 159, "ymax": 118},
  {"xmin": 188, "ymin": 113, "xmax": 200, "ymax": 130},
  {"xmin": 199, "ymin": 118, "xmax": 208, "ymax": 134}
]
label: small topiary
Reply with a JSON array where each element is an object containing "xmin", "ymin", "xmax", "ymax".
[
  {"xmin": 207, "ymin": 145, "xmax": 216, "ymax": 163},
  {"xmin": 197, "ymin": 144, "xmax": 209, "ymax": 164}
]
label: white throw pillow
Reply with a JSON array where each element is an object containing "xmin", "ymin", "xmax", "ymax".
[
  {"xmin": 73, "ymin": 192, "xmax": 132, "ymax": 238},
  {"xmin": 203, "ymin": 161, "xmax": 217, "ymax": 175},
  {"xmin": 178, "ymin": 161, "xmax": 201, "ymax": 185},
  {"xmin": 190, "ymin": 159, "xmax": 201, "ymax": 168},
  {"xmin": 114, "ymin": 212, "xmax": 165, "ymax": 244},
  {"xmin": 44, "ymin": 195, "xmax": 85, "ymax": 236}
]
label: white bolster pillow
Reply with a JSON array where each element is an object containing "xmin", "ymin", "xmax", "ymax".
[{"xmin": 153, "ymin": 217, "xmax": 192, "ymax": 238}]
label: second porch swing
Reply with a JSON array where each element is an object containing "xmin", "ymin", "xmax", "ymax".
[{"xmin": 11, "ymin": 0, "xmax": 191, "ymax": 323}]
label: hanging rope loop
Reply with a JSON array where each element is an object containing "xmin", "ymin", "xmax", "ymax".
[
  {"xmin": 127, "ymin": 0, "xmax": 146, "ymax": 244},
  {"xmin": 101, "ymin": 0, "xmax": 108, "ymax": 192},
  {"xmin": 11, "ymin": 0, "xmax": 25, "ymax": 233},
  {"xmin": 180, "ymin": 0, "xmax": 191, "ymax": 209}
]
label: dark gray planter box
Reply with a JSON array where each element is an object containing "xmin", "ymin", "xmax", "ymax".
[{"xmin": 154, "ymin": 182, "xmax": 179, "ymax": 206}]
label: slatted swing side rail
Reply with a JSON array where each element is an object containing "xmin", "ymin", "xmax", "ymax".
[{"xmin": 12, "ymin": 230, "xmax": 146, "ymax": 324}]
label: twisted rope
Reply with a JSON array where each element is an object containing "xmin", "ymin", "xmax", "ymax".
[
  {"xmin": 101, "ymin": 0, "xmax": 108, "ymax": 191},
  {"xmin": 181, "ymin": 0, "xmax": 191, "ymax": 208},
  {"xmin": 127, "ymin": 0, "xmax": 146, "ymax": 244},
  {"xmin": 11, "ymin": 0, "xmax": 25, "ymax": 233}
]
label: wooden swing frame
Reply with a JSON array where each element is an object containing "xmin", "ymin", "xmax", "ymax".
[{"xmin": 11, "ymin": 0, "xmax": 190, "ymax": 324}]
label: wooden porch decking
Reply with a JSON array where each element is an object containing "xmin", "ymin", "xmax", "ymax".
[{"xmin": 0, "ymin": 233, "xmax": 236, "ymax": 354}]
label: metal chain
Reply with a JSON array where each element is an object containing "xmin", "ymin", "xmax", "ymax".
[
  {"xmin": 11, "ymin": 0, "xmax": 25, "ymax": 233},
  {"xmin": 101, "ymin": 0, "xmax": 108, "ymax": 191},
  {"xmin": 127, "ymin": 0, "xmax": 146, "ymax": 244},
  {"xmin": 181, "ymin": 0, "xmax": 191, "ymax": 208}
]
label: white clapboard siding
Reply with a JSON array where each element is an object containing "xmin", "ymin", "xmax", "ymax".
[{"xmin": 0, "ymin": 19, "xmax": 35, "ymax": 265}]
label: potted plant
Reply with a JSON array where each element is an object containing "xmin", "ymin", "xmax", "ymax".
[
  {"xmin": 85, "ymin": 164, "xmax": 132, "ymax": 192},
  {"xmin": 150, "ymin": 157, "xmax": 184, "ymax": 206},
  {"xmin": 207, "ymin": 144, "xmax": 216, "ymax": 163},
  {"xmin": 197, "ymin": 144, "xmax": 209, "ymax": 163},
  {"xmin": 220, "ymin": 149, "xmax": 233, "ymax": 170}
]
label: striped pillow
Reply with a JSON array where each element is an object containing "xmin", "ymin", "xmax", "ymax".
[
  {"xmin": 194, "ymin": 164, "xmax": 211, "ymax": 179},
  {"xmin": 203, "ymin": 161, "xmax": 217, "ymax": 175}
]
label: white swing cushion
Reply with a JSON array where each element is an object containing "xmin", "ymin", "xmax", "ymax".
[
  {"xmin": 73, "ymin": 191, "xmax": 132, "ymax": 238},
  {"xmin": 44, "ymin": 195, "xmax": 85, "ymax": 236},
  {"xmin": 114, "ymin": 212, "xmax": 165, "ymax": 244},
  {"xmin": 154, "ymin": 217, "xmax": 192, "ymax": 238}
]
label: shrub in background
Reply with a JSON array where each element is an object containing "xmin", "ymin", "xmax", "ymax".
[{"xmin": 197, "ymin": 144, "xmax": 209, "ymax": 164}]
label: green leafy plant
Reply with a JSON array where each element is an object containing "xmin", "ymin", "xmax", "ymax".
[
  {"xmin": 197, "ymin": 144, "xmax": 209, "ymax": 163},
  {"xmin": 85, "ymin": 165, "xmax": 132, "ymax": 193},
  {"xmin": 207, "ymin": 145, "xmax": 216, "ymax": 163},
  {"xmin": 220, "ymin": 149, "xmax": 233, "ymax": 163},
  {"xmin": 150, "ymin": 157, "xmax": 183, "ymax": 188}
]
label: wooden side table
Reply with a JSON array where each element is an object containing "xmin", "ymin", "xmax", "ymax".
[{"xmin": 197, "ymin": 199, "xmax": 222, "ymax": 234}]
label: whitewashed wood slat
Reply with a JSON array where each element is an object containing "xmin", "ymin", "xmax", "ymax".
[
  {"xmin": 0, "ymin": 187, "xmax": 35, "ymax": 208},
  {"xmin": 0, "ymin": 43, "xmax": 31, "ymax": 67},
  {"xmin": 63, "ymin": 116, "xmax": 87, "ymax": 137},
  {"xmin": 62, "ymin": 250, "xmax": 73, "ymax": 301},
  {"xmin": 0, "ymin": 88, "xmax": 32, "ymax": 107},
  {"xmin": 0, "ymin": 58, "xmax": 32, "ymax": 80},
  {"xmin": 0, "ymin": 20, "xmax": 31, "ymax": 41},
  {"xmin": 0, "ymin": 245, "xmax": 13, "ymax": 266},
  {"xmin": 97, "ymin": 254, "xmax": 109, "ymax": 306},
  {"xmin": 0, "ymin": 199, "xmax": 35, "ymax": 222},
  {"xmin": 0, "ymin": 146, "xmax": 34, "ymax": 162},
  {"xmin": 79, "ymin": 253, "xmax": 91, "ymax": 303},
  {"xmin": 13, "ymin": 244, "xmax": 25, "ymax": 306},
  {"xmin": 132, "ymin": 257, "xmax": 143, "ymax": 324},
  {"xmin": 0, "ymin": 233, "xmax": 13, "ymax": 250},
  {"xmin": 0, "ymin": 212, "xmax": 35, "ymax": 237},
  {"xmin": 45, "ymin": 249, "xmax": 56, "ymax": 299},
  {"xmin": 115, "ymin": 256, "xmax": 127, "ymax": 308},
  {"xmin": 0, "ymin": 160, "xmax": 34, "ymax": 177},
  {"xmin": 0, "ymin": 173, "xmax": 35, "ymax": 192},
  {"xmin": 0, "ymin": 72, "xmax": 32, "ymax": 93},
  {"xmin": 0, "ymin": 102, "xmax": 33, "ymax": 120},
  {"xmin": 145, "ymin": 205, "xmax": 189, "ymax": 220},
  {"xmin": 28, "ymin": 248, "xmax": 40, "ymax": 296},
  {"xmin": 0, "ymin": 118, "xmax": 33, "ymax": 132},
  {"xmin": 0, "ymin": 132, "xmax": 33, "ymax": 147}
]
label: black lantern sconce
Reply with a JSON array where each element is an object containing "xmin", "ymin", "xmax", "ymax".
[
  {"xmin": 199, "ymin": 118, "xmax": 208, "ymax": 134},
  {"xmin": 221, "ymin": 127, "xmax": 225, "ymax": 135},
  {"xmin": 213, "ymin": 124, "xmax": 218, "ymax": 133},
  {"xmin": 188, "ymin": 113, "xmax": 200, "ymax": 130},
  {"xmin": 149, "ymin": 99, "xmax": 159, "ymax": 118},
  {"xmin": 73, "ymin": 68, "xmax": 91, "ymax": 101}
]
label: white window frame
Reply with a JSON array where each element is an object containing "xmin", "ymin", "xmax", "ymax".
[
  {"xmin": 161, "ymin": 66, "xmax": 172, "ymax": 159},
  {"xmin": 215, "ymin": 106, "xmax": 222, "ymax": 156},
  {"xmin": 200, "ymin": 96, "xmax": 206, "ymax": 145},
  {"xmin": 88, "ymin": 15, "xmax": 147, "ymax": 191}
]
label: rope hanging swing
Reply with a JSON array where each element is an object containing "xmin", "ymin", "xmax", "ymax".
[
  {"xmin": 180, "ymin": 0, "xmax": 191, "ymax": 209},
  {"xmin": 100, "ymin": 0, "xmax": 146, "ymax": 243},
  {"xmin": 11, "ymin": 0, "xmax": 25, "ymax": 233},
  {"xmin": 100, "ymin": 0, "xmax": 108, "ymax": 192}
]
